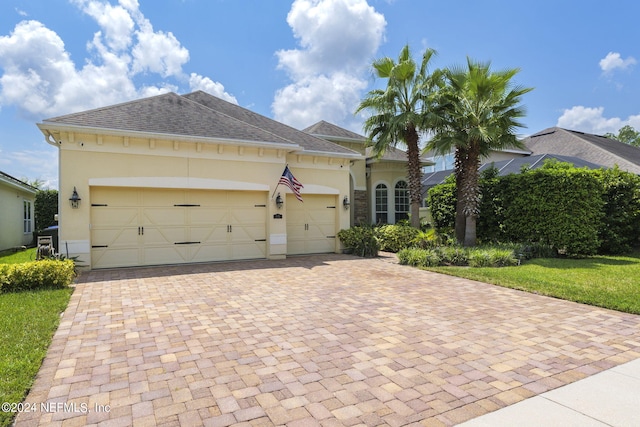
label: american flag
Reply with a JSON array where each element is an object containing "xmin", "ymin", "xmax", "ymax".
[{"xmin": 278, "ymin": 165, "xmax": 304, "ymax": 202}]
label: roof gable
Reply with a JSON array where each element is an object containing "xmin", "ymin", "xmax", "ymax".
[
  {"xmin": 303, "ymin": 120, "xmax": 366, "ymax": 141},
  {"xmin": 524, "ymin": 127, "xmax": 640, "ymax": 174},
  {"xmin": 43, "ymin": 92, "xmax": 296, "ymax": 145},
  {"xmin": 183, "ymin": 92, "xmax": 358, "ymax": 156}
]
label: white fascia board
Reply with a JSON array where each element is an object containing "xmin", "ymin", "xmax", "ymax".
[
  {"xmin": 37, "ymin": 122, "xmax": 302, "ymax": 151},
  {"xmin": 292, "ymin": 149, "xmax": 364, "ymax": 160},
  {"xmin": 0, "ymin": 175, "xmax": 37, "ymax": 195}
]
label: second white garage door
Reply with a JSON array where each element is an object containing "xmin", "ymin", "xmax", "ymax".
[
  {"xmin": 90, "ymin": 187, "xmax": 267, "ymax": 268},
  {"xmin": 286, "ymin": 194, "xmax": 337, "ymax": 255}
]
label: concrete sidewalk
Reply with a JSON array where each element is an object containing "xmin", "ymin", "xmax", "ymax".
[{"xmin": 460, "ymin": 357, "xmax": 640, "ymax": 426}]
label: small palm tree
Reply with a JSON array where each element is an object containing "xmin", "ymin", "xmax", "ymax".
[
  {"xmin": 356, "ymin": 44, "xmax": 440, "ymax": 228},
  {"xmin": 428, "ymin": 58, "xmax": 532, "ymax": 246}
]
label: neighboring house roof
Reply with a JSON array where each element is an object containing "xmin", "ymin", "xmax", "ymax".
[
  {"xmin": 40, "ymin": 92, "xmax": 360, "ymax": 158},
  {"xmin": 422, "ymin": 153, "xmax": 606, "ymax": 194},
  {"xmin": 524, "ymin": 127, "xmax": 640, "ymax": 174},
  {"xmin": 303, "ymin": 120, "xmax": 432, "ymax": 165},
  {"xmin": 0, "ymin": 170, "xmax": 37, "ymax": 194}
]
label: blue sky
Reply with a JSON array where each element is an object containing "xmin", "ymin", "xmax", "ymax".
[{"xmin": 1, "ymin": 0, "xmax": 639, "ymax": 188}]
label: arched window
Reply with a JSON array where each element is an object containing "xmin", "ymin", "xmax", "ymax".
[
  {"xmin": 395, "ymin": 181, "xmax": 409, "ymax": 221},
  {"xmin": 375, "ymin": 184, "xmax": 388, "ymax": 224}
]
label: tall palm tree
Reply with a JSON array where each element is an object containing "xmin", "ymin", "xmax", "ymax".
[
  {"xmin": 428, "ymin": 58, "xmax": 532, "ymax": 246},
  {"xmin": 355, "ymin": 44, "xmax": 440, "ymax": 228}
]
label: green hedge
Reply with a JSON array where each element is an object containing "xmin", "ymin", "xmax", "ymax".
[
  {"xmin": 397, "ymin": 246, "xmax": 518, "ymax": 268},
  {"xmin": 0, "ymin": 260, "xmax": 76, "ymax": 293},
  {"xmin": 427, "ymin": 161, "xmax": 640, "ymax": 256},
  {"xmin": 337, "ymin": 226, "xmax": 379, "ymax": 257}
]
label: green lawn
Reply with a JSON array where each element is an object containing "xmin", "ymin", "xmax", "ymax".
[
  {"xmin": 0, "ymin": 248, "xmax": 37, "ymax": 264},
  {"xmin": 426, "ymin": 251, "xmax": 640, "ymax": 314},
  {"xmin": 0, "ymin": 249, "xmax": 72, "ymax": 427}
]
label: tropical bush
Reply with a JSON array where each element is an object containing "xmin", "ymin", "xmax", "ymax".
[
  {"xmin": 376, "ymin": 224, "xmax": 421, "ymax": 252},
  {"xmin": 398, "ymin": 246, "xmax": 518, "ymax": 268},
  {"xmin": 337, "ymin": 226, "xmax": 379, "ymax": 257}
]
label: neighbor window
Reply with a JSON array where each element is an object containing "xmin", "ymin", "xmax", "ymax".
[
  {"xmin": 395, "ymin": 181, "xmax": 409, "ymax": 221},
  {"xmin": 375, "ymin": 184, "xmax": 388, "ymax": 224},
  {"xmin": 23, "ymin": 200, "xmax": 32, "ymax": 233}
]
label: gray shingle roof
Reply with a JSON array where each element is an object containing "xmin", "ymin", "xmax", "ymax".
[
  {"xmin": 421, "ymin": 153, "xmax": 607, "ymax": 196},
  {"xmin": 183, "ymin": 92, "xmax": 358, "ymax": 155},
  {"xmin": 304, "ymin": 120, "xmax": 432, "ymax": 165},
  {"xmin": 524, "ymin": 127, "xmax": 640, "ymax": 174},
  {"xmin": 303, "ymin": 120, "xmax": 366, "ymax": 141},
  {"xmin": 41, "ymin": 91, "xmax": 360, "ymax": 156}
]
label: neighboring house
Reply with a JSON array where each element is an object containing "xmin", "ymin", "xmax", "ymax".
[
  {"xmin": 422, "ymin": 153, "xmax": 607, "ymax": 194},
  {"xmin": 0, "ymin": 171, "xmax": 37, "ymax": 251},
  {"xmin": 524, "ymin": 127, "xmax": 640, "ymax": 175},
  {"xmin": 423, "ymin": 146, "xmax": 531, "ymax": 173},
  {"xmin": 304, "ymin": 120, "xmax": 433, "ymax": 226},
  {"xmin": 37, "ymin": 91, "xmax": 362, "ymax": 269}
]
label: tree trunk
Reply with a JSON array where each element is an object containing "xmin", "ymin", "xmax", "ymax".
[
  {"xmin": 454, "ymin": 147, "xmax": 466, "ymax": 244},
  {"xmin": 460, "ymin": 143, "xmax": 481, "ymax": 247},
  {"xmin": 405, "ymin": 126, "xmax": 423, "ymax": 229}
]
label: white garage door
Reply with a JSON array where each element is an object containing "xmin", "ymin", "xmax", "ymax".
[
  {"xmin": 286, "ymin": 194, "xmax": 337, "ymax": 255},
  {"xmin": 90, "ymin": 187, "xmax": 267, "ymax": 268}
]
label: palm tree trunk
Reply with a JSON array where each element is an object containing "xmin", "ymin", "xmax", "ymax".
[
  {"xmin": 454, "ymin": 147, "xmax": 466, "ymax": 244},
  {"xmin": 461, "ymin": 144, "xmax": 481, "ymax": 247},
  {"xmin": 405, "ymin": 126, "xmax": 422, "ymax": 229}
]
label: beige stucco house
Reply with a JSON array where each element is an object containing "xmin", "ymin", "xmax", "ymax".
[
  {"xmin": 0, "ymin": 171, "xmax": 36, "ymax": 251},
  {"xmin": 38, "ymin": 91, "xmax": 426, "ymax": 269},
  {"xmin": 37, "ymin": 92, "xmax": 369, "ymax": 269}
]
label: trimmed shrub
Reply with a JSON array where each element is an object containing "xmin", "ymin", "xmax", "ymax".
[
  {"xmin": 398, "ymin": 246, "xmax": 517, "ymax": 268},
  {"xmin": 596, "ymin": 167, "xmax": 640, "ymax": 253},
  {"xmin": 0, "ymin": 260, "xmax": 76, "ymax": 293},
  {"xmin": 376, "ymin": 224, "xmax": 421, "ymax": 252},
  {"xmin": 337, "ymin": 226, "xmax": 379, "ymax": 257}
]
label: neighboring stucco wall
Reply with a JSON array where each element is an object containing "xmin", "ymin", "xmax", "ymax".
[
  {"xmin": 0, "ymin": 182, "xmax": 34, "ymax": 250},
  {"xmin": 55, "ymin": 131, "xmax": 351, "ymax": 267}
]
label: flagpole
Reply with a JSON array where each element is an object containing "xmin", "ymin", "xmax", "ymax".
[{"xmin": 272, "ymin": 164, "xmax": 288, "ymax": 199}]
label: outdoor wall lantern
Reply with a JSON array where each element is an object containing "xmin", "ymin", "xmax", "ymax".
[
  {"xmin": 343, "ymin": 196, "xmax": 350, "ymax": 210},
  {"xmin": 69, "ymin": 187, "xmax": 81, "ymax": 209},
  {"xmin": 275, "ymin": 193, "xmax": 283, "ymax": 209}
]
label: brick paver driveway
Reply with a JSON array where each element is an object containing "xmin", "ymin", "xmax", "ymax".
[{"xmin": 17, "ymin": 254, "xmax": 640, "ymax": 426}]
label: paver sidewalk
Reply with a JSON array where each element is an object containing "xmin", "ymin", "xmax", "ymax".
[{"xmin": 15, "ymin": 254, "xmax": 640, "ymax": 426}]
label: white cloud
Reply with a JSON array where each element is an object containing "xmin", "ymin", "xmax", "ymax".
[
  {"xmin": 0, "ymin": 148, "xmax": 59, "ymax": 189},
  {"xmin": 273, "ymin": 0, "xmax": 386, "ymax": 130},
  {"xmin": 188, "ymin": 73, "xmax": 238, "ymax": 103},
  {"xmin": 556, "ymin": 105, "xmax": 640, "ymax": 135},
  {"xmin": 0, "ymin": 0, "xmax": 234, "ymax": 119},
  {"xmin": 599, "ymin": 52, "xmax": 636, "ymax": 74},
  {"xmin": 273, "ymin": 73, "xmax": 367, "ymax": 129}
]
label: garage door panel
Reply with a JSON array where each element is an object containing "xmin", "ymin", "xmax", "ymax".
[
  {"xmin": 92, "ymin": 248, "xmax": 140, "ymax": 268},
  {"xmin": 91, "ymin": 208, "xmax": 138, "ymax": 227},
  {"xmin": 143, "ymin": 226, "xmax": 187, "ymax": 246},
  {"xmin": 143, "ymin": 208, "xmax": 186, "ymax": 227},
  {"xmin": 91, "ymin": 187, "xmax": 139, "ymax": 206},
  {"xmin": 286, "ymin": 194, "xmax": 337, "ymax": 255},
  {"xmin": 91, "ymin": 187, "xmax": 267, "ymax": 268},
  {"xmin": 190, "ymin": 207, "xmax": 227, "ymax": 225},
  {"xmin": 190, "ymin": 225, "xmax": 227, "ymax": 244},
  {"xmin": 92, "ymin": 227, "xmax": 139, "ymax": 247}
]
